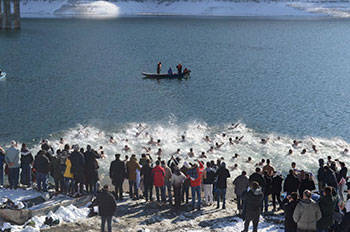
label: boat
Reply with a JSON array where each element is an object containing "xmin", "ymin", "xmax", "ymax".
[
  {"xmin": 142, "ymin": 70, "xmax": 191, "ymax": 79},
  {"xmin": 0, "ymin": 72, "xmax": 6, "ymax": 80}
]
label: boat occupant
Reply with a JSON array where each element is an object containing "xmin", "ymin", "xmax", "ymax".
[
  {"xmin": 157, "ymin": 62, "xmax": 162, "ymax": 74},
  {"xmin": 168, "ymin": 67, "xmax": 173, "ymax": 75},
  {"xmin": 183, "ymin": 68, "xmax": 188, "ymax": 74},
  {"xmin": 176, "ymin": 64, "xmax": 182, "ymax": 74}
]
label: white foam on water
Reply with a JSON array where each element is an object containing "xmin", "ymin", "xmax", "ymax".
[{"xmin": 26, "ymin": 121, "xmax": 350, "ymax": 184}]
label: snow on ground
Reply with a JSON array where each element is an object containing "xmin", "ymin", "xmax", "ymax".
[
  {"xmin": 0, "ymin": 203, "xmax": 89, "ymax": 232},
  {"xmin": 0, "ymin": 188, "xmax": 42, "ymax": 202},
  {"xmin": 18, "ymin": 0, "xmax": 335, "ymax": 18}
]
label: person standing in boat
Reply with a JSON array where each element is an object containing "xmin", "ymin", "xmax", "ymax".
[
  {"xmin": 176, "ymin": 64, "xmax": 182, "ymax": 74},
  {"xmin": 157, "ymin": 62, "xmax": 162, "ymax": 74},
  {"xmin": 168, "ymin": 67, "xmax": 173, "ymax": 75}
]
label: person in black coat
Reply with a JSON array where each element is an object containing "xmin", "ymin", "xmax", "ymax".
[
  {"xmin": 317, "ymin": 159, "xmax": 326, "ymax": 194},
  {"xmin": 70, "ymin": 145, "xmax": 86, "ymax": 194},
  {"xmin": 215, "ymin": 162, "xmax": 230, "ymax": 209},
  {"xmin": 33, "ymin": 150, "xmax": 50, "ymax": 192},
  {"xmin": 249, "ymin": 167, "xmax": 266, "ymax": 190},
  {"xmin": 282, "ymin": 192, "xmax": 299, "ymax": 232},
  {"xmin": 20, "ymin": 143, "xmax": 34, "ymax": 187},
  {"xmin": 263, "ymin": 171, "xmax": 272, "ymax": 212},
  {"xmin": 298, "ymin": 173, "xmax": 316, "ymax": 198},
  {"xmin": 271, "ymin": 172, "xmax": 283, "ymax": 211},
  {"xmin": 84, "ymin": 145, "xmax": 101, "ymax": 194},
  {"xmin": 141, "ymin": 159, "xmax": 153, "ymax": 201},
  {"xmin": 283, "ymin": 170, "xmax": 300, "ymax": 195},
  {"xmin": 323, "ymin": 166, "xmax": 338, "ymax": 190},
  {"xmin": 242, "ymin": 181, "xmax": 264, "ymax": 232},
  {"xmin": 92, "ymin": 185, "xmax": 117, "ymax": 232},
  {"xmin": 109, "ymin": 154, "xmax": 126, "ymax": 201}
]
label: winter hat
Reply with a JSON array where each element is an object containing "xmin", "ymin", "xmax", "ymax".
[
  {"xmin": 221, "ymin": 162, "xmax": 226, "ymax": 168},
  {"xmin": 183, "ymin": 162, "xmax": 190, "ymax": 169}
]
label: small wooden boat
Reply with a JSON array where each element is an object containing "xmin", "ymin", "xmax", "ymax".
[{"xmin": 142, "ymin": 70, "xmax": 191, "ymax": 79}]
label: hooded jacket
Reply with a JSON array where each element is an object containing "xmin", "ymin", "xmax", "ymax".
[
  {"xmin": 243, "ymin": 188, "xmax": 264, "ymax": 218},
  {"xmin": 293, "ymin": 198, "xmax": 322, "ymax": 231},
  {"xmin": 126, "ymin": 157, "xmax": 141, "ymax": 181}
]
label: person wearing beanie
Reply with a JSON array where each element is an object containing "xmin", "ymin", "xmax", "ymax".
[{"xmin": 242, "ymin": 181, "xmax": 264, "ymax": 232}]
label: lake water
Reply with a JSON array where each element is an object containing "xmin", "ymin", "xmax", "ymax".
[{"xmin": 1, "ymin": 17, "xmax": 350, "ymax": 177}]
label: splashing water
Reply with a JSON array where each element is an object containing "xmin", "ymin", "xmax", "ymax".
[{"xmin": 26, "ymin": 121, "xmax": 350, "ymax": 184}]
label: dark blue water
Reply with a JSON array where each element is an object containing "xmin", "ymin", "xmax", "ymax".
[{"xmin": 1, "ymin": 17, "xmax": 350, "ymax": 143}]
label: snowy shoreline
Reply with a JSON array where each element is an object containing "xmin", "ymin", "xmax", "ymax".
[{"xmin": 19, "ymin": 0, "xmax": 350, "ymax": 18}]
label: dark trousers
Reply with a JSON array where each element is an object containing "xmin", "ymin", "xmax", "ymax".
[
  {"xmin": 182, "ymin": 183, "xmax": 189, "ymax": 203},
  {"xmin": 143, "ymin": 183, "xmax": 153, "ymax": 201},
  {"xmin": 9, "ymin": 167, "xmax": 20, "ymax": 189},
  {"xmin": 74, "ymin": 171, "xmax": 85, "ymax": 194},
  {"xmin": 55, "ymin": 175, "xmax": 65, "ymax": 192},
  {"xmin": 243, "ymin": 214, "xmax": 259, "ymax": 232},
  {"xmin": 114, "ymin": 181, "xmax": 124, "ymax": 200},
  {"xmin": 272, "ymin": 192, "xmax": 282, "ymax": 209},
  {"xmin": 217, "ymin": 188, "xmax": 227, "ymax": 208},
  {"xmin": 0, "ymin": 165, "xmax": 3, "ymax": 186},
  {"xmin": 101, "ymin": 216, "xmax": 112, "ymax": 232},
  {"xmin": 20, "ymin": 164, "xmax": 31, "ymax": 186},
  {"xmin": 129, "ymin": 180, "xmax": 138, "ymax": 199},
  {"xmin": 174, "ymin": 185, "xmax": 182, "ymax": 206},
  {"xmin": 156, "ymin": 186, "xmax": 166, "ymax": 202},
  {"xmin": 237, "ymin": 194, "xmax": 243, "ymax": 210},
  {"xmin": 37, "ymin": 172, "xmax": 48, "ymax": 192}
]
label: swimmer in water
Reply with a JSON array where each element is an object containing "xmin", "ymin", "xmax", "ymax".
[
  {"xmin": 301, "ymin": 149, "xmax": 307, "ymax": 154},
  {"xmin": 122, "ymin": 145, "xmax": 131, "ymax": 152},
  {"xmin": 246, "ymin": 157, "xmax": 252, "ymax": 163},
  {"xmin": 59, "ymin": 138, "xmax": 64, "ymax": 144},
  {"xmin": 234, "ymin": 136, "xmax": 244, "ymax": 144},
  {"xmin": 181, "ymin": 135, "xmax": 186, "ymax": 142},
  {"xmin": 156, "ymin": 148, "xmax": 162, "ymax": 157},
  {"xmin": 215, "ymin": 142, "xmax": 224, "ymax": 149},
  {"xmin": 229, "ymin": 138, "xmax": 234, "ymax": 145},
  {"xmin": 142, "ymin": 147, "xmax": 151, "ymax": 152},
  {"xmin": 261, "ymin": 138, "xmax": 269, "ymax": 145},
  {"xmin": 156, "ymin": 139, "xmax": 161, "ymax": 146},
  {"xmin": 147, "ymin": 137, "xmax": 154, "ymax": 145},
  {"xmin": 230, "ymin": 164, "xmax": 238, "ymax": 171},
  {"xmin": 288, "ymin": 149, "xmax": 293, "ymax": 155},
  {"xmin": 231, "ymin": 153, "xmax": 239, "ymax": 160},
  {"xmin": 222, "ymin": 133, "xmax": 226, "ymax": 138},
  {"xmin": 109, "ymin": 136, "xmax": 115, "ymax": 144},
  {"xmin": 292, "ymin": 140, "xmax": 302, "ymax": 148},
  {"xmin": 312, "ymin": 145, "xmax": 318, "ymax": 153},
  {"xmin": 256, "ymin": 159, "xmax": 265, "ymax": 167},
  {"xmin": 207, "ymin": 146, "xmax": 214, "ymax": 153},
  {"xmin": 187, "ymin": 148, "xmax": 195, "ymax": 158},
  {"xmin": 173, "ymin": 148, "xmax": 181, "ymax": 155},
  {"xmin": 342, "ymin": 148, "xmax": 349, "ymax": 155},
  {"xmin": 199, "ymin": 152, "xmax": 207, "ymax": 159},
  {"xmin": 204, "ymin": 136, "xmax": 211, "ymax": 142}
]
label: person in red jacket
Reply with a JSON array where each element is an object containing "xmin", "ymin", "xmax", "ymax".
[
  {"xmin": 152, "ymin": 160, "xmax": 166, "ymax": 203},
  {"xmin": 188, "ymin": 160, "xmax": 204, "ymax": 210}
]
